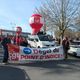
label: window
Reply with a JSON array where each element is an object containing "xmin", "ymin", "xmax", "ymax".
[
  {"xmin": 71, "ymin": 41, "xmax": 80, "ymax": 45},
  {"xmin": 35, "ymin": 38, "xmax": 38, "ymax": 42},
  {"xmin": 38, "ymin": 35, "xmax": 54, "ymax": 41},
  {"xmin": 28, "ymin": 38, "xmax": 34, "ymax": 41}
]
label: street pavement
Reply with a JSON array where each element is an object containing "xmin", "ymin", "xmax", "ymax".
[
  {"xmin": 16, "ymin": 58, "xmax": 80, "ymax": 80},
  {"xmin": 0, "ymin": 57, "xmax": 80, "ymax": 80},
  {"xmin": 0, "ymin": 64, "xmax": 30, "ymax": 80}
]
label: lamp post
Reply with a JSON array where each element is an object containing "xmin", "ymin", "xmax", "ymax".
[{"xmin": 10, "ymin": 22, "xmax": 16, "ymax": 35}]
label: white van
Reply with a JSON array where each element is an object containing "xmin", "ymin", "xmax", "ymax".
[
  {"xmin": 27, "ymin": 35, "xmax": 55, "ymax": 48},
  {"xmin": 68, "ymin": 40, "xmax": 80, "ymax": 57}
]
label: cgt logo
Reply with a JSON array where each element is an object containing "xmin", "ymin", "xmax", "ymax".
[{"xmin": 23, "ymin": 48, "xmax": 32, "ymax": 54}]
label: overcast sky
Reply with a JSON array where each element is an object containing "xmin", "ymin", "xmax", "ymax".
[{"xmin": 0, "ymin": 0, "xmax": 42, "ymax": 33}]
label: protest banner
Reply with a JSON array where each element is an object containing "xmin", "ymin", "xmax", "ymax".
[{"xmin": 8, "ymin": 44, "xmax": 64, "ymax": 63}]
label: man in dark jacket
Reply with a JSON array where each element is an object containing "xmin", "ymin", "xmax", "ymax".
[
  {"xmin": 62, "ymin": 37, "xmax": 70, "ymax": 59},
  {"xmin": 1, "ymin": 34, "xmax": 11, "ymax": 63}
]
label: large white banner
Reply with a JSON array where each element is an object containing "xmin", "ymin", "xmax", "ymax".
[{"xmin": 8, "ymin": 44, "xmax": 64, "ymax": 63}]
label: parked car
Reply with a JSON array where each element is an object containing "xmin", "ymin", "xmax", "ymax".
[
  {"xmin": 27, "ymin": 35, "xmax": 55, "ymax": 48},
  {"xmin": 68, "ymin": 40, "xmax": 80, "ymax": 57}
]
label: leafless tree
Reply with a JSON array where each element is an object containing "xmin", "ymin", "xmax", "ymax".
[
  {"xmin": 35, "ymin": 0, "xmax": 80, "ymax": 39},
  {"xmin": 74, "ymin": 14, "xmax": 80, "ymax": 31}
]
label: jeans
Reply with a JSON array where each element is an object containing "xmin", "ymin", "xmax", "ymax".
[{"xmin": 3, "ymin": 46, "xmax": 9, "ymax": 62}]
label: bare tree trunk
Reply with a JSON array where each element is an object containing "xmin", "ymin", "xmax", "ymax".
[
  {"xmin": 43, "ymin": 17, "xmax": 47, "ymax": 34},
  {"xmin": 61, "ymin": 30, "xmax": 65, "ymax": 39},
  {"xmin": 61, "ymin": 0, "xmax": 66, "ymax": 39}
]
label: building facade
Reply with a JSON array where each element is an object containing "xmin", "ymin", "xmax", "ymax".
[{"xmin": 0, "ymin": 29, "xmax": 30, "ymax": 37}]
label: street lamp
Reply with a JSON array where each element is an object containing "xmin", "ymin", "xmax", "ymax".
[{"xmin": 10, "ymin": 22, "xmax": 16, "ymax": 35}]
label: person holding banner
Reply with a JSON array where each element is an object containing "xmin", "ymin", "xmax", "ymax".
[
  {"xmin": 20, "ymin": 37, "xmax": 28, "ymax": 47},
  {"xmin": 15, "ymin": 35, "xmax": 24, "ymax": 46},
  {"xmin": 1, "ymin": 34, "xmax": 11, "ymax": 63},
  {"xmin": 62, "ymin": 37, "xmax": 70, "ymax": 59}
]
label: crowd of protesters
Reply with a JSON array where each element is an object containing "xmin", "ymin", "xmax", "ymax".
[
  {"xmin": 0, "ymin": 34, "xmax": 29, "ymax": 63},
  {"xmin": 11, "ymin": 35, "xmax": 28, "ymax": 47},
  {"xmin": 0, "ymin": 33, "xmax": 76, "ymax": 63}
]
